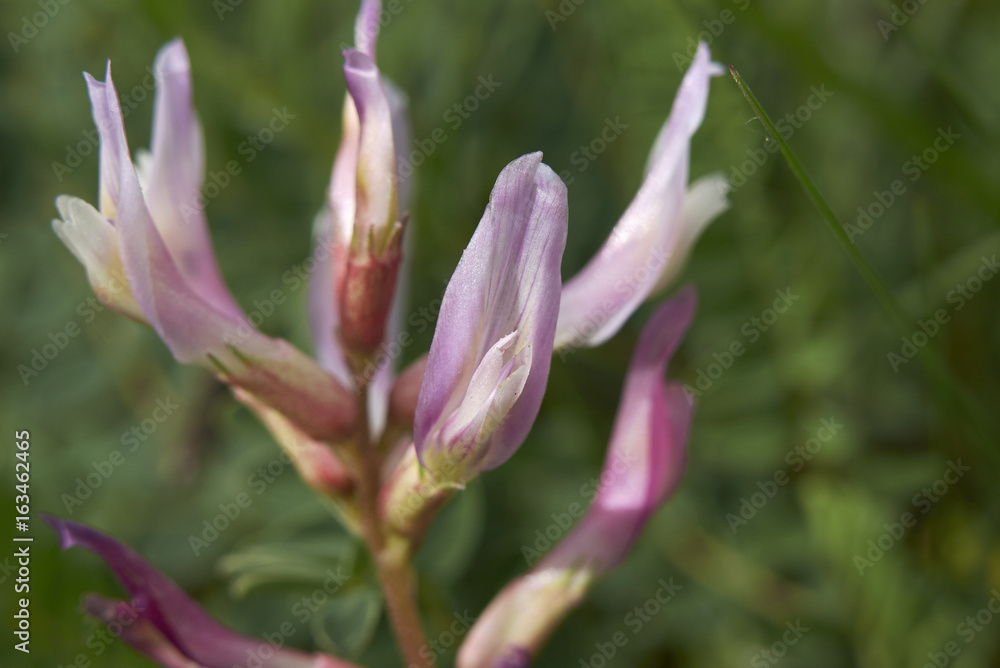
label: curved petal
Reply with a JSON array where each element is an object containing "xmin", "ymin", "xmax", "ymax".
[
  {"xmin": 308, "ymin": 210, "xmax": 352, "ymax": 386},
  {"xmin": 555, "ymin": 43, "xmax": 721, "ymax": 351},
  {"xmin": 458, "ymin": 289, "xmax": 696, "ymax": 666},
  {"xmin": 415, "ymin": 152, "xmax": 567, "ymax": 482},
  {"xmin": 52, "ymin": 195, "xmax": 145, "ymax": 323},
  {"xmin": 343, "ymin": 49, "xmax": 399, "ymax": 256},
  {"xmin": 384, "ymin": 77, "xmax": 413, "ymax": 210},
  {"xmin": 354, "ymin": 0, "xmax": 382, "ymax": 61},
  {"xmin": 651, "ymin": 173, "xmax": 730, "ymax": 295},
  {"xmin": 115, "ymin": 115, "xmax": 356, "ymax": 440},
  {"xmin": 45, "ymin": 518, "xmax": 360, "ymax": 668},
  {"xmin": 146, "ymin": 39, "xmax": 242, "ymax": 320},
  {"xmin": 81, "ymin": 595, "xmax": 207, "ymax": 668},
  {"xmin": 84, "ymin": 64, "xmax": 125, "ymax": 218}
]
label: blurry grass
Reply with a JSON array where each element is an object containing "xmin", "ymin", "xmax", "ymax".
[{"xmin": 730, "ymin": 63, "xmax": 1000, "ymax": 473}]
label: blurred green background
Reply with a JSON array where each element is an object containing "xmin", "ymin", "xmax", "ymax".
[{"xmin": 2, "ymin": 0, "xmax": 1000, "ymax": 666}]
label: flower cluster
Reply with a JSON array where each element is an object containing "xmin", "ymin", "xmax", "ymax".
[{"xmin": 48, "ymin": 1, "xmax": 727, "ymax": 666}]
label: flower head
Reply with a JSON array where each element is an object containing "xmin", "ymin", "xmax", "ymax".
[
  {"xmin": 414, "ymin": 152, "xmax": 568, "ymax": 485},
  {"xmin": 52, "ymin": 40, "xmax": 357, "ymax": 443},
  {"xmin": 309, "ymin": 0, "xmax": 412, "ymax": 437}
]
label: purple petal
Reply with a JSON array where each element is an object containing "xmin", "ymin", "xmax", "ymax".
[
  {"xmin": 494, "ymin": 647, "xmax": 533, "ymax": 668},
  {"xmin": 415, "ymin": 152, "xmax": 567, "ymax": 481},
  {"xmin": 555, "ymin": 43, "xmax": 722, "ymax": 350},
  {"xmin": 145, "ymin": 39, "xmax": 243, "ymax": 320},
  {"xmin": 310, "ymin": 99, "xmax": 357, "ymax": 389},
  {"xmin": 550, "ymin": 287, "xmax": 695, "ymax": 571},
  {"xmin": 354, "ymin": 0, "xmax": 382, "ymax": 60},
  {"xmin": 384, "ymin": 77, "xmax": 413, "ymax": 211},
  {"xmin": 110, "ymin": 92, "xmax": 355, "ymax": 440},
  {"xmin": 309, "ymin": 209, "xmax": 352, "ymax": 387},
  {"xmin": 343, "ymin": 49, "xmax": 399, "ymax": 255},
  {"xmin": 80, "ymin": 595, "xmax": 205, "ymax": 668},
  {"xmin": 44, "ymin": 517, "xmax": 361, "ymax": 668},
  {"xmin": 84, "ymin": 63, "xmax": 126, "ymax": 218}
]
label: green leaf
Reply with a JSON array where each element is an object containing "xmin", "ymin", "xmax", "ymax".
[
  {"xmin": 218, "ymin": 535, "xmax": 358, "ymax": 598},
  {"xmin": 310, "ymin": 585, "xmax": 383, "ymax": 658}
]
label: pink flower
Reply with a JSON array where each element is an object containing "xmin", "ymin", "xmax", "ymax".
[
  {"xmin": 414, "ymin": 153, "xmax": 568, "ymax": 485},
  {"xmin": 52, "ymin": 40, "xmax": 357, "ymax": 444}
]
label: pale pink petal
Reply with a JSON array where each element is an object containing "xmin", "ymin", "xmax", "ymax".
[
  {"xmin": 415, "ymin": 152, "xmax": 567, "ymax": 482},
  {"xmin": 342, "ymin": 49, "xmax": 399, "ymax": 256},
  {"xmin": 555, "ymin": 43, "xmax": 721, "ymax": 350},
  {"xmin": 146, "ymin": 39, "xmax": 242, "ymax": 320}
]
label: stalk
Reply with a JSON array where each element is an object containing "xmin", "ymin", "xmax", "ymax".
[{"xmin": 352, "ymin": 375, "xmax": 434, "ymax": 668}]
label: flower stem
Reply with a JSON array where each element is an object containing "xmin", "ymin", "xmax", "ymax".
[{"xmin": 353, "ymin": 383, "xmax": 433, "ymax": 667}]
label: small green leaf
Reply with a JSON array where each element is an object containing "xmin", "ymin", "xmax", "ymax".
[
  {"xmin": 218, "ymin": 535, "xmax": 358, "ymax": 598},
  {"xmin": 311, "ymin": 586, "xmax": 383, "ymax": 657}
]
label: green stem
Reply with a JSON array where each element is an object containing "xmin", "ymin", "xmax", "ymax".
[{"xmin": 352, "ymin": 382, "xmax": 434, "ymax": 668}]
